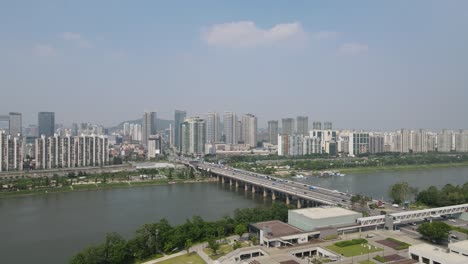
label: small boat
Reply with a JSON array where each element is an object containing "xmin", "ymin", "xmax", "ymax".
[{"xmin": 293, "ymin": 174, "xmax": 306, "ymax": 179}]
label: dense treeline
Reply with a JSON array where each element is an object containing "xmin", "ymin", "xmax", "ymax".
[
  {"xmin": 231, "ymin": 153, "xmax": 468, "ymax": 172},
  {"xmin": 416, "ymin": 183, "xmax": 468, "ymax": 207},
  {"xmin": 70, "ymin": 203, "xmax": 290, "ymax": 264}
]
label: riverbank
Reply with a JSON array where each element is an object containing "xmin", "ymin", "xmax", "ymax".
[
  {"xmin": 338, "ymin": 161, "xmax": 468, "ymax": 174},
  {"xmin": 0, "ymin": 178, "xmax": 218, "ymax": 199}
]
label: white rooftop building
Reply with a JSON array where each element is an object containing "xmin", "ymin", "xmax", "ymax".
[{"xmin": 409, "ymin": 243, "xmax": 467, "ymax": 264}]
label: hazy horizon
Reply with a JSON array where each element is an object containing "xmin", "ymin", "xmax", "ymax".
[{"xmin": 1, "ymin": 1, "xmax": 467, "ymax": 130}]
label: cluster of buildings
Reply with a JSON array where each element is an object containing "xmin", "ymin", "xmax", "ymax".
[{"xmin": 0, "ymin": 111, "xmax": 110, "ymax": 172}]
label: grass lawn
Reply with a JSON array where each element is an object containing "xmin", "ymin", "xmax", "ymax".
[
  {"xmin": 359, "ymin": 261, "xmax": 375, "ymax": 264},
  {"xmin": 158, "ymin": 253, "xmax": 206, "ymax": 264},
  {"xmin": 203, "ymin": 242, "xmax": 249, "ymax": 260},
  {"xmin": 326, "ymin": 243, "xmax": 382, "ymax": 257}
]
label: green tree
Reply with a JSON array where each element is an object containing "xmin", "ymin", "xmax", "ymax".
[
  {"xmin": 234, "ymin": 224, "xmax": 247, "ymax": 237},
  {"xmin": 208, "ymin": 238, "xmax": 220, "ymax": 255},
  {"xmin": 185, "ymin": 239, "xmax": 192, "ymax": 254},
  {"xmin": 417, "ymin": 222, "xmax": 451, "ymax": 243},
  {"xmin": 233, "ymin": 241, "xmax": 242, "ymax": 250},
  {"xmin": 388, "ymin": 182, "xmax": 411, "ymax": 204},
  {"xmin": 70, "ymin": 245, "xmax": 105, "ymax": 264},
  {"xmin": 103, "ymin": 232, "xmax": 130, "ymax": 264}
]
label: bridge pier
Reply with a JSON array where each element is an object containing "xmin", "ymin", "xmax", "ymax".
[
  {"xmin": 245, "ymin": 184, "xmax": 248, "ymax": 191},
  {"xmin": 263, "ymin": 188, "xmax": 267, "ymax": 197},
  {"xmin": 286, "ymin": 195, "xmax": 290, "ymax": 205},
  {"xmin": 272, "ymin": 191, "xmax": 276, "ymax": 200},
  {"xmin": 229, "ymin": 179, "xmax": 233, "ymax": 186},
  {"xmin": 221, "ymin": 177, "xmax": 225, "ymax": 184},
  {"xmin": 297, "ymin": 199, "xmax": 302, "ymax": 209},
  {"xmin": 235, "ymin": 180, "xmax": 239, "ymax": 188},
  {"xmin": 251, "ymin": 185, "xmax": 256, "ymax": 193}
]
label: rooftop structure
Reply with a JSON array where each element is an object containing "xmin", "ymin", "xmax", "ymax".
[
  {"xmin": 408, "ymin": 243, "xmax": 467, "ymax": 264},
  {"xmin": 288, "ymin": 207, "xmax": 362, "ymax": 231}
]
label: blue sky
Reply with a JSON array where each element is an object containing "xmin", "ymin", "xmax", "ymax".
[{"xmin": 1, "ymin": 1, "xmax": 467, "ymax": 129}]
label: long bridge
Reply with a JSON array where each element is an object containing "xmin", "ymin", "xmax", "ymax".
[{"xmin": 178, "ymin": 158, "xmax": 353, "ymax": 208}]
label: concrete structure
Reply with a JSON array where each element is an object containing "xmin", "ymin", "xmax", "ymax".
[
  {"xmin": 454, "ymin": 130, "xmax": 468, "ymax": 152},
  {"xmin": 437, "ymin": 130, "xmax": 454, "ymax": 152},
  {"xmin": 281, "ymin": 118, "xmax": 294, "ymax": 135},
  {"xmin": 206, "ymin": 112, "xmax": 220, "ymax": 144},
  {"xmin": 174, "ymin": 110, "xmax": 186, "ymax": 150},
  {"xmin": 267, "ymin": 120, "xmax": 279, "ymax": 145},
  {"xmin": 223, "ymin": 112, "xmax": 237, "ymax": 145},
  {"xmin": 369, "ymin": 133, "xmax": 384, "ymax": 153},
  {"xmin": 8, "ymin": 112, "xmax": 22, "ymax": 136},
  {"xmin": 181, "ymin": 117, "xmax": 206, "ymax": 156},
  {"xmin": 38, "ymin": 112, "xmax": 55, "ymax": 137},
  {"xmin": 349, "ymin": 132, "xmax": 369, "ymax": 156},
  {"xmin": 449, "ymin": 240, "xmax": 468, "ymax": 257},
  {"xmin": 312, "ymin": 121, "xmax": 322, "ymax": 130},
  {"xmin": 250, "ymin": 220, "xmax": 317, "ymax": 248},
  {"xmin": 241, "ymin": 114, "xmax": 257, "ymax": 148},
  {"xmin": 288, "ymin": 207, "xmax": 362, "ymax": 231},
  {"xmin": 0, "ymin": 131, "xmax": 24, "ymax": 172},
  {"xmin": 142, "ymin": 111, "xmax": 157, "ymax": 146},
  {"xmin": 35, "ymin": 134, "xmax": 109, "ymax": 170},
  {"xmin": 296, "ymin": 116, "xmax": 308, "ymax": 136},
  {"xmin": 147, "ymin": 135, "xmax": 162, "ymax": 159},
  {"xmin": 409, "ymin": 243, "xmax": 467, "ymax": 264},
  {"xmin": 323, "ymin": 121, "xmax": 332, "ymax": 130}
]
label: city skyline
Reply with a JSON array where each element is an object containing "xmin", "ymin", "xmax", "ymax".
[{"xmin": 1, "ymin": 1, "xmax": 468, "ymax": 129}]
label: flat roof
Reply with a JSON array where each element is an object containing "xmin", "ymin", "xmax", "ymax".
[
  {"xmin": 449, "ymin": 239, "xmax": 468, "ymax": 249},
  {"xmin": 290, "ymin": 207, "xmax": 360, "ymax": 219},
  {"xmin": 251, "ymin": 220, "xmax": 304, "ymax": 239},
  {"xmin": 410, "ymin": 244, "xmax": 467, "ymax": 263}
]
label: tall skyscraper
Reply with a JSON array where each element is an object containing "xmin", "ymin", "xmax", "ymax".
[
  {"xmin": 267, "ymin": 120, "xmax": 279, "ymax": 145},
  {"xmin": 38, "ymin": 112, "xmax": 55, "ymax": 137},
  {"xmin": 181, "ymin": 117, "xmax": 206, "ymax": 156},
  {"xmin": 324, "ymin": 122, "xmax": 333, "ymax": 130},
  {"xmin": 312, "ymin": 121, "xmax": 322, "ymax": 130},
  {"xmin": 206, "ymin": 112, "xmax": 220, "ymax": 144},
  {"xmin": 241, "ymin": 114, "xmax": 257, "ymax": 148},
  {"xmin": 142, "ymin": 112, "xmax": 157, "ymax": 145},
  {"xmin": 223, "ymin": 112, "xmax": 237, "ymax": 145},
  {"xmin": 71, "ymin": 123, "xmax": 79, "ymax": 136},
  {"xmin": 296, "ymin": 116, "xmax": 308, "ymax": 135},
  {"xmin": 281, "ymin": 118, "xmax": 294, "ymax": 135},
  {"xmin": 174, "ymin": 110, "xmax": 187, "ymax": 149},
  {"xmin": 8, "ymin": 112, "xmax": 22, "ymax": 136}
]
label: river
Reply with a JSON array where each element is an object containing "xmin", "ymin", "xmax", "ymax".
[{"xmin": 0, "ymin": 167, "xmax": 467, "ymax": 264}]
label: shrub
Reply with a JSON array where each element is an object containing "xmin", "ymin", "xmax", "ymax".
[
  {"xmin": 334, "ymin": 239, "xmax": 368, "ymax": 247},
  {"xmin": 373, "ymin": 255, "xmax": 386, "ymax": 263}
]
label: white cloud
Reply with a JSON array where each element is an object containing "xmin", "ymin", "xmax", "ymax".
[
  {"xmin": 339, "ymin": 42, "xmax": 368, "ymax": 54},
  {"xmin": 33, "ymin": 44, "xmax": 56, "ymax": 57},
  {"xmin": 60, "ymin": 32, "xmax": 92, "ymax": 48},
  {"xmin": 202, "ymin": 21, "xmax": 306, "ymax": 48},
  {"xmin": 313, "ymin": 31, "xmax": 339, "ymax": 40}
]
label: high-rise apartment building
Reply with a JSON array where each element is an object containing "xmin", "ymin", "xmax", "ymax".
[
  {"xmin": 206, "ymin": 112, "xmax": 220, "ymax": 144},
  {"xmin": 35, "ymin": 134, "xmax": 109, "ymax": 169},
  {"xmin": 241, "ymin": 114, "xmax": 257, "ymax": 148},
  {"xmin": 38, "ymin": 112, "xmax": 55, "ymax": 137},
  {"xmin": 0, "ymin": 131, "xmax": 23, "ymax": 172},
  {"xmin": 9, "ymin": 112, "xmax": 22, "ymax": 136},
  {"xmin": 369, "ymin": 133, "xmax": 384, "ymax": 153},
  {"xmin": 281, "ymin": 118, "xmax": 294, "ymax": 135},
  {"xmin": 437, "ymin": 130, "xmax": 453, "ymax": 152},
  {"xmin": 147, "ymin": 135, "xmax": 163, "ymax": 159},
  {"xmin": 0, "ymin": 115, "xmax": 9, "ymax": 131},
  {"xmin": 267, "ymin": 120, "xmax": 279, "ymax": 145},
  {"xmin": 296, "ymin": 116, "xmax": 309, "ymax": 135},
  {"xmin": 455, "ymin": 130, "xmax": 468, "ymax": 152},
  {"xmin": 174, "ymin": 110, "xmax": 187, "ymax": 150},
  {"xmin": 323, "ymin": 122, "xmax": 333, "ymax": 130},
  {"xmin": 312, "ymin": 121, "xmax": 322, "ymax": 130},
  {"xmin": 142, "ymin": 112, "xmax": 157, "ymax": 146},
  {"xmin": 223, "ymin": 112, "xmax": 237, "ymax": 145},
  {"xmin": 349, "ymin": 132, "xmax": 369, "ymax": 156},
  {"xmin": 181, "ymin": 117, "xmax": 206, "ymax": 156}
]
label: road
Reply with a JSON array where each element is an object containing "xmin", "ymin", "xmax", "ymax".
[{"xmin": 179, "ymin": 158, "xmax": 354, "ymax": 208}]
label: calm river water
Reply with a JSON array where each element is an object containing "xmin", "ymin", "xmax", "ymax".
[{"xmin": 0, "ymin": 167, "xmax": 467, "ymax": 264}]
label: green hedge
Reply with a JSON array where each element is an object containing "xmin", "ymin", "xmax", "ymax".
[{"xmin": 335, "ymin": 239, "xmax": 368, "ymax": 247}]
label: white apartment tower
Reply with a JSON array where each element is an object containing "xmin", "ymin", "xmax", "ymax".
[
  {"xmin": 206, "ymin": 112, "xmax": 220, "ymax": 144},
  {"xmin": 241, "ymin": 114, "xmax": 257, "ymax": 148},
  {"xmin": 223, "ymin": 112, "xmax": 237, "ymax": 145}
]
